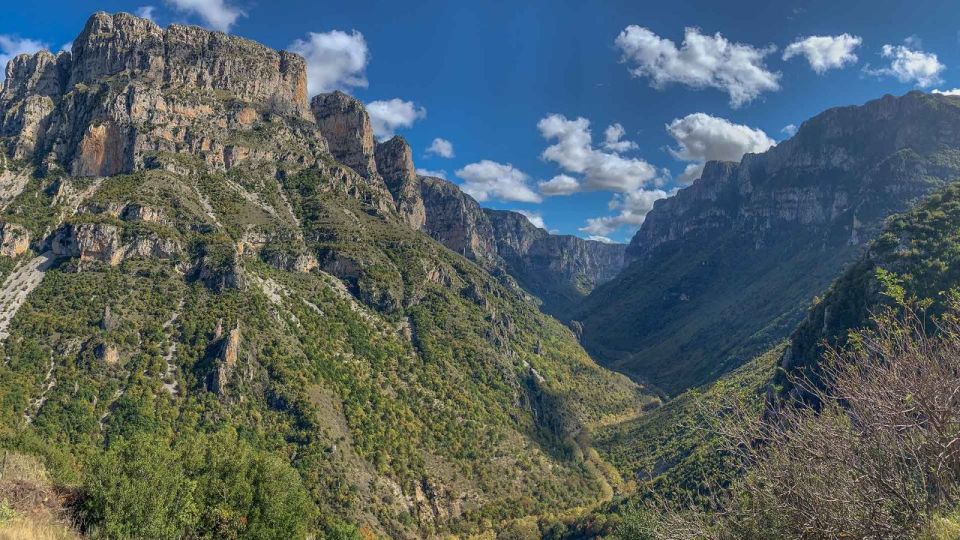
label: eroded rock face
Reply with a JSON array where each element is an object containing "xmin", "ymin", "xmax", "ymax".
[
  {"xmin": 311, "ymin": 91, "xmax": 378, "ymax": 179},
  {"xmin": 419, "ymin": 175, "xmax": 497, "ymax": 264},
  {"xmin": 68, "ymin": 12, "xmax": 309, "ymax": 116},
  {"xmin": 50, "ymin": 222, "xmax": 180, "ymax": 265},
  {"xmin": 630, "ymin": 91, "xmax": 960, "ymax": 262},
  {"xmin": 0, "ymin": 222, "xmax": 30, "ymax": 258},
  {"xmin": 416, "ymin": 175, "xmax": 625, "ymax": 312},
  {"xmin": 375, "ymin": 136, "xmax": 426, "ymax": 229},
  {"xmin": 209, "ymin": 324, "xmax": 240, "ymax": 397},
  {"xmin": 0, "ymin": 12, "xmax": 319, "ymax": 178}
]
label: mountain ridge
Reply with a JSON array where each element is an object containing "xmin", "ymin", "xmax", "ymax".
[
  {"xmin": 0, "ymin": 11, "xmax": 645, "ymax": 537},
  {"xmin": 575, "ymin": 90, "xmax": 960, "ymax": 395}
]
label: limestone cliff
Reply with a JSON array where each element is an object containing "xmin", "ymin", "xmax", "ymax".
[{"xmin": 576, "ymin": 91, "xmax": 960, "ymax": 395}]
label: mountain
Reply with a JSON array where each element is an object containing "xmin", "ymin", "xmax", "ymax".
[
  {"xmin": 0, "ymin": 12, "xmax": 647, "ymax": 538},
  {"xmin": 779, "ymin": 179, "xmax": 960, "ymax": 394},
  {"xmin": 308, "ymin": 89, "xmax": 627, "ymax": 315},
  {"xmin": 574, "ymin": 91, "xmax": 960, "ymax": 395}
]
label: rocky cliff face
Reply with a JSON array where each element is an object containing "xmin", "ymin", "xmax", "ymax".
[
  {"xmin": 305, "ymin": 92, "xmax": 625, "ymax": 307},
  {"xmin": 375, "ymin": 136, "xmax": 426, "ymax": 229},
  {"xmin": 1, "ymin": 12, "xmax": 321, "ymax": 179},
  {"xmin": 577, "ymin": 91, "xmax": 960, "ymax": 395},
  {"xmin": 311, "ymin": 91, "xmax": 378, "ymax": 179},
  {"xmin": 484, "ymin": 208, "xmax": 626, "ymax": 315},
  {"xmin": 630, "ymin": 91, "xmax": 960, "ymax": 263},
  {"xmin": 414, "ymin": 175, "xmax": 626, "ymax": 310}
]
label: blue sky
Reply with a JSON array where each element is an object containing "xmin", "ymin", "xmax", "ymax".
[{"xmin": 3, "ymin": 1, "xmax": 960, "ymax": 242}]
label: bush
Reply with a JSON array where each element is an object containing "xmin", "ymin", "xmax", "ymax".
[
  {"xmin": 643, "ymin": 298, "xmax": 960, "ymax": 539},
  {"xmin": 82, "ymin": 430, "xmax": 315, "ymax": 539}
]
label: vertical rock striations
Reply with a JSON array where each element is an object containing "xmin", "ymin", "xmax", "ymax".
[
  {"xmin": 374, "ymin": 136, "xmax": 426, "ymax": 229},
  {"xmin": 311, "ymin": 91, "xmax": 379, "ymax": 179}
]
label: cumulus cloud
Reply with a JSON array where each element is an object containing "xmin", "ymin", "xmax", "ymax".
[
  {"xmin": 587, "ymin": 235, "xmax": 615, "ymax": 243},
  {"xmin": 0, "ymin": 36, "xmax": 48, "ymax": 81},
  {"xmin": 538, "ymin": 114, "xmax": 659, "ymax": 193},
  {"xmin": 515, "ymin": 210, "xmax": 547, "ymax": 230},
  {"xmin": 933, "ymin": 88, "xmax": 960, "ymax": 96},
  {"xmin": 416, "ymin": 168, "xmax": 447, "ymax": 179},
  {"xmin": 615, "ymin": 25, "xmax": 780, "ymax": 107},
  {"xmin": 602, "ymin": 123, "xmax": 638, "ymax": 152},
  {"xmin": 579, "ymin": 188, "xmax": 670, "ymax": 236},
  {"xmin": 289, "ymin": 30, "xmax": 369, "ymax": 96},
  {"xmin": 783, "ymin": 34, "xmax": 862, "ymax": 73},
  {"xmin": 456, "ymin": 160, "xmax": 541, "ymax": 203},
  {"xmin": 781, "ymin": 123, "xmax": 798, "ymax": 137},
  {"xmin": 425, "ymin": 137, "xmax": 454, "ymax": 158},
  {"xmin": 666, "ymin": 112, "xmax": 775, "ymax": 183},
  {"xmin": 865, "ymin": 42, "xmax": 945, "ymax": 87},
  {"xmin": 166, "ymin": 0, "xmax": 244, "ymax": 32},
  {"xmin": 135, "ymin": 6, "xmax": 158, "ymax": 22},
  {"xmin": 366, "ymin": 99, "xmax": 426, "ymax": 140},
  {"xmin": 538, "ymin": 174, "xmax": 580, "ymax": 196}
]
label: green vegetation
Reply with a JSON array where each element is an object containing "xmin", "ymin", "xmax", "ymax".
[{"xmin": 0, "ymin": 160, "xmax": 647, "ymax": 538}]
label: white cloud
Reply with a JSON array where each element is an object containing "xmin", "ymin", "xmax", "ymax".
[
  {"xmin": 538, "ymin": 114, "xmax": 660, "ymax": 193},
  {"xmin": 615, "ymin": 25, "xmax": 780, "ymax": 107},
  {"xmin": 166, "ymin": 0, "xmax": 244, "ymax": 32},
  {"xmin": 135, "ymin": 6, "xmax": 158, "ymax": 22},
  {"xmin": 538, "ymin": 174, "xmax": 581, "ymax": 196},
  {"xmin": 783, "ymin": 34, "xmax": 862, "ymax": 73},
  {"xmin": 781, "ymin": 123, "xmax": 798, "ymax": 137},
  {"xmin": 587, "ymin": 235, "xmax": 615, "ymax": 243},
  {"xmin": 456, "ymin": 160, "xmax": 541, "ymax": 203},
  {"xmin": 865, "ymin": 42, "xmax": 945, "ymax": 87},
  {"xmin": 933, "ymin": 88, "xmax": 960, "ymax": 96},
  {"xmin": 289, "ymin": 30, "xmax": 369, "ymax": 96},
  {"xmin": 366, "ymin": 99, "xmax": 426, "ymax": 140},
  {"xmin": 425, "ymin": 137, "xmax": 454, "ymax": 158},
  {"xmin": 515, "ymin": 210, "xmax": 547, "ymax": 230},
  {"xmin": 602, "ymin": 123, "xmax": 638, "ymax": 152},
  {"xmin": 666, "ymin": 112, "xmax": 775, "ymax": 183},
  {"xmin": 416, "ymin": 168, "xmax": 447, "ymax": 179},
  {"xmin": 580, "ymin": 188, "xmax": 670, "ymax": 236},
  {"xmin": 0, "ymin": 36, "xmax": 48, "ymax": 82}
]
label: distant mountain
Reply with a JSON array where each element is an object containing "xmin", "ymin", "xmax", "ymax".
[
  {"xmin": 310, "ymin": 89, "xmax": 627, "ymax": 315},
  {"xmin": 574, "ymin": 91, "xmax": 960, "ymax": 395},
  {"xmin": 0, "ymin": 12, "xmax": 645, "ymax": 538}
]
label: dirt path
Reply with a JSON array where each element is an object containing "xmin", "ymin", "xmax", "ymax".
[{"xmin": 161, "ymin": 298, "xmax": 185, "ymax": 395}]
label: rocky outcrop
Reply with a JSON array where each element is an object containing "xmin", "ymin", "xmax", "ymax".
[
  {"xmin": 1, "ymin": 12, "xmax": 319, "ymax": 178},
  {"xmin": 578, "ymin": 91, "xmax": 960, "ymax": 395},
  {"xmin": 209, "ymin": 323, "xmax": 240, "ymax": 397},
  {"xmin": 50, "ymin": 221, "xmax": 180, "ymax": 265},
  {"xmin": 375, "ymin": 136, "xmax": 426, "ymax": 229},
  {"xmin": 0, "ymin": 222, "xmax": 30, "ymax": 257},
  {"xmin": 311, "ymin": 91, "xmax": 378, "ymax": 179},
  {"xmin": 415, "ymin": 175, "xmax": 625, "ymax": 312},
  {"xmin": 418, "ymin": 175, "xmax": 498, "ymax": 264}
]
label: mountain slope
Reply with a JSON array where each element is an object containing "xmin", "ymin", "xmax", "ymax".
[
  {"xmin": 575, "ymin": 91, "xmax": 960, "ymax": 395},
  {"xmin": 308, "ymin": 90, "xmax": 628, "ymax": 315},
  {"xmin": 0, "ymin": 12, "xmax": 646, "ymax": 538}
]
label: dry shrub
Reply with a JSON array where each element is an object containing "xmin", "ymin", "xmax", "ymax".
[{"xmin": 648, "ymin": 301, "xmax": 960, "ymax": 539}]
